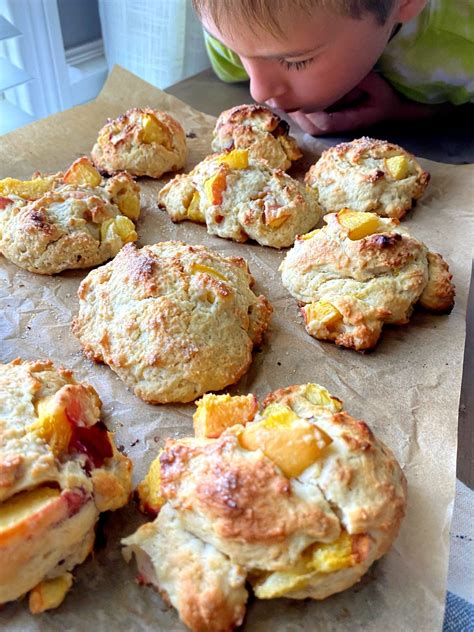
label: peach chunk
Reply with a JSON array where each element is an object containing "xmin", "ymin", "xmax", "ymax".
[
  {"xmin": 0, "ymin": 486, "xmax": 60, "ymax": 535},
  {"xmin": 299, "ymin": 228, "xmax": 321, "ymax": 241},
  {"xmin": 193, "ymin": 393, "xmax": 258, "ymax": 439},
  {"xmin": 239, "ymin": 403, "xmax": 331, "ymax": 478},
  {"xmin": 253, "ymin": 531, "xmax": 360, "ymax": 599},
  {"xmin": 303, "ymin": 301, "xmax": 343, "ymax": 329},
  {"xmin": 0, "ymin": 176, "xmax": 57, "ymax": 200},
  {"xmin": 303, "ymin": 383, "xmax": 342, "ymax": 412},
  {"xmin": 217, "ymin": 149, "xmax": 249, "ymax": 170},
  {"xmin": 141, "ymin": 113, "xmax": 171, "ymax": 148},
  {"xmin": 385, "ymin": 155, "xmax": 409, "ymax": 180},
  {"xmin": 63, "ymin": 157, "xmax": 102, "ymax": 187},
  {"xmin": 29, "ymin": 573, "xmax": 73, "ymax": 613},
  {"xmin": 29, "ymin": 395, "xmax": 73, "ymax": 457},
  {"xmin": 186, "ymin": 190, "xmax": 205, "ymax": 222},
  {"xmin": 100, "ymin": 216, "xmax": 138, "ymax": 244},
  {"xmin": 308, "ymin": 530, "xmax": 357, "ymax": 573},
  {"xmin": 137, "ymin": 452, "xmax": 165, "ymax": 516},
  {"xmin": 337, "ymin": 209, "xmax": 381, "ymax": 240},
  {"xmin": 204, "ymin": 171, "xmax": 227, "ymax": 205},
  {"xmin": 190, "ymin": 263, "xmax": 227, "ymax": 281}
]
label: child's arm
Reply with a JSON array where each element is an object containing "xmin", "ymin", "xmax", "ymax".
[{"xmin": 288, "ymin": 71, "xmax": 451, "ymax": 135}]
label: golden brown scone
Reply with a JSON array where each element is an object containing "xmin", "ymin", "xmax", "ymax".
[
  {"xmin": 212, "ymin": 104, "xmax": 302, "ymax": 170},
  {"xmin": 279, "ymin": 209, "xmax": 455, "ymax": 351},
  {"xmin": 0, "ymin": 157, "xmax": 140, "ymax": 274},
  {"xmin": 72, "ymin": 241, "xmax": 272, "ymax": 403},
  {"xmin": 305, "ymin": 137, "xmax": 430, "ymax": 219},
  {"xmin": 0, "ymin": 358, "xmax": 132, "ymax": 612},
  {"xmin": 91, "ymin": 107, "xmax": 187, "ymax": 178},
  {"xmin": 123, "ymin": 383, "xmax": 407, "ymax": 631},
  {"xmin": 158, "ymin": 149, "xmax": 321, "ymax": 248}
]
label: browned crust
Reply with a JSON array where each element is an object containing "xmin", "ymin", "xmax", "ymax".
[
  {"xmin": 418, "ymin": 251, "xmax": 455, "ymax": 313},
  {"xmin": 160, "ymin": 434, "xmax": 340, "ymax": 544}
]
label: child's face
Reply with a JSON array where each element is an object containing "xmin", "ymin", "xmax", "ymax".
[{"xmin": 203, "ymin": 6, "xmax": 397, "ymax": 112}]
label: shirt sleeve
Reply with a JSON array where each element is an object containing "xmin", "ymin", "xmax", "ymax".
[{"xmin": 203, "ymin": 31, "xmax": 249, "ymax": 83}]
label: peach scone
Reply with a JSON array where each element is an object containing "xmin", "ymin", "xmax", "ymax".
[
  {"xmin": 212, "ymin": 104, "xmax": 302, "ymax": 170},
  {"xmin": 91, "ymin": 107, "xmax": 187, "ymax": 178},
  {"xmin": 0, "ymin": 358, "xmax": 132, "ymax": 613},
  {"xmin": 123, "ymin": 383, "xmax": 407, "ymax": 632},
  {"xmin": 0, "ymin": 157, "xmax": 140, "ymax": 274},
  {"xmin": 158, "ymin": 149, "xmax": 321, "ymax": 248},
  {"xmin": 280, "ymin": 209, "xmax": 455, "ymax": 351},
  {"xmin": 305, "ymin": 137, "xmax": 430, "ymax": 219},
  {"xmin": 72, "ymin": 241, "xmax": 272, "ymax": 403}
]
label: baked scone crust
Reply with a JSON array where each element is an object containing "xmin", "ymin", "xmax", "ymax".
[
  {"xmin": 0, "ymin": 358, "xmax": 132, "ymax": 609},
  {"xmin": 212, "ymin": 104, "xmax": 302, "ymax": 170},
  {"xmin": 158, "ymin": 152, "xmax": 321, "ymax": 248},
  {"xmin": 72, "ymin": 241, "xmax": 272, "ymax": 403},
  {"xmin": 91, "ymin": 107, "xmax": 187, "ymax": 178},
  {"xmin": 123, "ymin": 503, "xmax": 248, "ymax": 632},
  {"xmin": 123, "ymin": 383, "xmax": 406, "ymax": 630},
  {"xmin": 0, "ymin": 160, "xmax": 140, "ymax": 274},
  {"xmin": 305, "ymin": 137, "xmax": 430, "ymax": 219},
  {"xmin": 280, "ymin": 211, "xmax": 455, "ymax": 350}
]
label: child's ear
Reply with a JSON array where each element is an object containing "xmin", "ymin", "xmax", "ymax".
[{"xmin": 396, "ymin": 0, "xmax": 428, "ymax": 23}]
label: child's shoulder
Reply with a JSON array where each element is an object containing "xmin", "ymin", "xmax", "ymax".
[{"xmin": 378, "ymin": 0, "xmax": 474, "ymax": 105}]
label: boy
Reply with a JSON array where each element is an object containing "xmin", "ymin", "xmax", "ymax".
[{"xmin": 192, "ymin": 0, "xmax": 474, "ymax": 135}]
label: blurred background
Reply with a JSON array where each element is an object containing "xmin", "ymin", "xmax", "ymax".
[{"xmin": 0, "ymin": 0, "xmax": 211, "ymax": 135}]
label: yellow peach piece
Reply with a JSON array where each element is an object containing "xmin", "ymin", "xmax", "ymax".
[
  {"xmin": 303, "ymin": 301, "xmax": 343, "ymax": 328},
  {"xmin": 385, "ymin": 155, "xmax": 409, "ymax": 180},
  {"xmin": 0, "ymin": 486, "xmax": 60, "ymax": 533},
  {"xmin": 141, "ymin": 113, "xmax": 170, "ymax": 147},
  {"xmin": 300, "ymin": 229, "xmax": 321, "ymax": 240},
  {"xmin": 137, "ymin": 452, "xmax": 165, "ymax": 514},
  {"xmin": 114, "ymin": 215, "xmax": 138, "ymax": 242},
  {"xmin": 217, "ymin": 149, "xmax": 249, "ymax": 170},
  {"xmin": 239, "ymin": 404, "xmax": 330, "ymax": 478},
  {"xmin": 100, "ymin": 217, "xmax": 137, "ymax": 244},
  {"xmin": 186, "ymin": 190, "xmax": 205, "ymax": 222},
  {"xmin": 308, "ymin": 530, "xmax": 356, "ymax": 573},
  {"xmin": 337, "ymin": 209, "xmax": 381, "ymax": 240},
  {"xmin": 0, "ymin": 176, "xmax": 56, "ymax": 200},
  {"xmin": 253, "ymin": 570, "xmax": 311, "ymax": 599},
  {"xmin": 193, "ymin": 393, "xmax": 258, "ymax": 439},
  {"xmin": 190, "ymin": 263, "xmax": 227, "ymax": 282},
  {"xmin": 114, "ymin": 190, "xmax": 140, "ymax": 222},
  {"xmin": 204, "ymin": 171, "xmax": 227, "ymax": 205},
  {"xmin": 63, "ymin": 157, "xmax": 102, "ymax": 187},
  {"xmin": 253, "ymin": 531, "xmax": 358, "ymax": 598},
  {"xmin": 29, "ymin": 573, "xmax": 73, "ymax": 614},
  {"xmin": 29, "ymin": 396, "xmax": 72, "ymax": 457},
  {"xmin": 303, "ymin": 383, "xmax": 342, "ymax": 412}
]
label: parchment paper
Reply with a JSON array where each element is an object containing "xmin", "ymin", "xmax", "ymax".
[{"xmin": 0, "ymin": 66, "xmax": 473, "ymax": 632}]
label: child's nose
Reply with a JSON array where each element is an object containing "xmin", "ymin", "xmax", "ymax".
[{"xmin": 247, "ymin": 64, "xmax": 287, "ymax": 104}]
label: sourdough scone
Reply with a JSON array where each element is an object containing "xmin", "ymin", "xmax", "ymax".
[
  {"xmin": 0, "ymin": 358, "xmax": 132, "ymax": 613},
  {"xmin": 91, "ymin": 107, "xmax": 187, "ymax": 178},
  {"xmin": 212, "ymin": 104, "xmax": 302, "ymax": 170},
  {"xmin": 72, "ymin": 241, "xmax": 272, "ymax": 403},
  {"xmin": 280, "ymin": 209, "xmax": 455, "ymax": 350},
  {"xmin": 123, "ymin": 383, "xmax": 407, "ymax": 632},
  {"xmin": 158, "ymin": 149, "xmax": 321, "ymax": 248},
  {"xmin": 305, "ymin": 137, "xmax": 430, "ymax": 219},
  {"xmin": 0, "ymin": 157, "xmax": 140, "ymax": 274}
]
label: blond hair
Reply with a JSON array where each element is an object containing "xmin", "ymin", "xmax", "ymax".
[{"xmin": 192, "ymin": 0, "xmax": 395, "ymax": 34}]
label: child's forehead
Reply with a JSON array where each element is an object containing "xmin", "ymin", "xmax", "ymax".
[{"xmin": 202, "ymin": 8, "xmax": 367, "ymax": 59}]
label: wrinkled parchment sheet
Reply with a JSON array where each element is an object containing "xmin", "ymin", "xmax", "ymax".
[{"xmin": 0, "ymin": 66, "xmax": 473, "ymax": 631}]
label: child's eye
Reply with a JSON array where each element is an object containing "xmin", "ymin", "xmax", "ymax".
[{"xmin": 278, "ymin": 58, "xmax": 314, "ymax": 71}]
